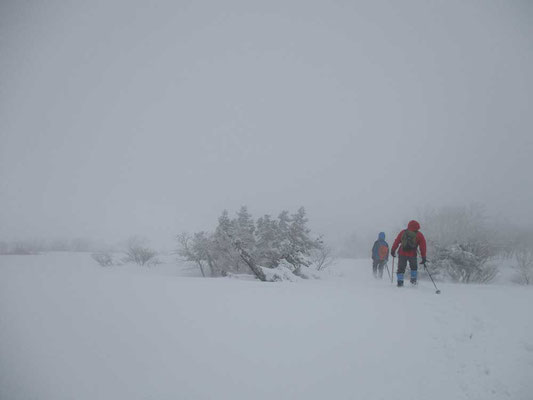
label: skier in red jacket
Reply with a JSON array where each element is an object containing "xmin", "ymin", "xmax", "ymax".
[{"xmin": 390, "ymin": 220, "xmax": 427, "ymax": 287}]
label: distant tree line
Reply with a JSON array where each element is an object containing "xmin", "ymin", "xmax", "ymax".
[
  {"xmin": 0, "ymin": 235, "xmax": 162, "ymax": 269},
  {"xmin": 0, "ymin": 237, "xmax": 108, "ymax": 255}
]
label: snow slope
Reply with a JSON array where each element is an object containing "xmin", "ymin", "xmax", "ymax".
[{"xmin": 1, "ymin": 253, "xmax": 532, "ymax": 400}]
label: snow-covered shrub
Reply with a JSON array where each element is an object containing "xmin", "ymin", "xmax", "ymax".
[
  {"xmin": 177, "ymin": 206, "xmax": 326, "ymax": 281},
  {"xmin": 261, "ymin": 264, "xmax": 301, "ymax": 282},
  {"xmin": 432, "ymin": 243, "xmax": 497, "ymax": 283},
  {"xmin": 309, "ymin": 240, "xmax": 335, "ymax": 271},
  {"xmin": 422, "ymin": 204, "xmax": 498, "ymax": 283},
  {"xmin": 123, "ymin": 236, "xmax": 158, "ymax": 266},
  {"xmin": 513, "ymin": 248, "xmax": 533, "ymax": 285},
  {"xmin": 91, "ymin": 252, "xmax": 113, "ymax": 267}
]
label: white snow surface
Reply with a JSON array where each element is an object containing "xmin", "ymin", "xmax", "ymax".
[{"xmin": 1, "ymin": 253, "xmax": 532, "ymax": 400}]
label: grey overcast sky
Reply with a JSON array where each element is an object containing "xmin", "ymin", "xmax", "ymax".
[{"xmin": 1, "ymin": 0, "xmax": 532, "ymax": 246}]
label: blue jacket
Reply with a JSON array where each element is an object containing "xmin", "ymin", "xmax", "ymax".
[{"xmin": 372, "ymin": 232, "xmax": 389, "ymax": 261}]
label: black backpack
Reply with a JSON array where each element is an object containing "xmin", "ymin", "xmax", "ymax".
[{"xmin": 401, "ymin": 230, "xmax": 417, "ymax": 251}]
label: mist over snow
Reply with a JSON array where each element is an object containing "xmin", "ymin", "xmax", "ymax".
[{"xmin": 1, "ymin": 1, "xmax": 532, "ymax": 247}]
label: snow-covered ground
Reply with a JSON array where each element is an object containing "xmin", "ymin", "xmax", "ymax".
[{"xmin": 1, "ymin": 253, "xmax": 532, "ymax": 400}]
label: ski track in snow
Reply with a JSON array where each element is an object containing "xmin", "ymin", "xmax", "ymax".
[{"xmin": 0, "ymin": 253, "xmax": 532, "ymax": 400}]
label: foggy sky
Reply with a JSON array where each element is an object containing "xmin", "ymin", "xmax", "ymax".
[{"xmin": 1, "ymin": 0, "xmax": 532, "ymax": 247}]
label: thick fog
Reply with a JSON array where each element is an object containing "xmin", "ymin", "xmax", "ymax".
[{"xmin": 1, "ymin": 1, "xmax": 532, "ymax": 248}]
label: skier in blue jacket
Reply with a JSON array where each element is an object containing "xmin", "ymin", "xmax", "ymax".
[{"xmin": 371, "ymin": 232, "xmax": 389, "ymax": 278}]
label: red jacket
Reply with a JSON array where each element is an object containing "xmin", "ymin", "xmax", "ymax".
[{"xmin": 391, "ymin": 220, "xmax": 427, "ymax": 258}]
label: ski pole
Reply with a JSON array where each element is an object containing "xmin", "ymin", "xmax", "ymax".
[
  {"xmin": 424, "ymin": 262, "xmax": 441, "ymax": 294},
  {"xmin": 391, "ymin": 256, "xmax": 395, "ymax": 284},
  {"xmin": 385, "ymin": 262, "xmax": 391, "ymax": 280}
]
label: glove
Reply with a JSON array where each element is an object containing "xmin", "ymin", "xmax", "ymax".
[
  {"xmin": 390, "ymin": 250, "xmax": 396, "ymax": 258},
  {"xmin": 421, "ymin": 257, "xmax": 427, "ymax": 265}
]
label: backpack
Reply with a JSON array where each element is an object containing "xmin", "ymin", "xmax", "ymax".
[
  {"xmin": 378, "ymin": 243, "xmax": 389, "ymax": 261},
  {"xmin": 401, "ymin": 230, "xmax": 417, "ymax": 251}
]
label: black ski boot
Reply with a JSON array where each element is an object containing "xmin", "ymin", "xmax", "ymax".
[{"xmin": 397, "ymin": 280, "xmax": 404, "ymax": 287}]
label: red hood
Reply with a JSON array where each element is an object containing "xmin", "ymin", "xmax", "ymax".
[{"xmin": 407, "ymin": 220, "xmax": 420, "ymax": 231}]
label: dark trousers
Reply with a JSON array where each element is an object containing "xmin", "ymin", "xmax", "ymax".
[
  {"xmin": 397, "ymin": 255, "xmax": 418, "ymax": 274},
  {"xmin": 372, "ymin": 260, "xmax": 386, "ymax": 278}
]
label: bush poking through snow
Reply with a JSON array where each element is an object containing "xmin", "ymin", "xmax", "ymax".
[
  {"xmin": 124, "ymin": 237, "xmax": 158, "ymax": 266},
  {"xmin": 422, "ymin": 205, "xmax": 498, "ymax": 283},
  {"xmin": 91, "ymin": 252, "xmax": 113, "ymax": 267},
  {"xmin": 433, "ymin": 243, "xmax": 498, "ymax": 283},
  {"xmin": 513, "ymin": 248, "xmax": 533, "ymax": 285},
  {"xmin": 310, "ymin": 241, "xmax": 336, "ymax": 271}
]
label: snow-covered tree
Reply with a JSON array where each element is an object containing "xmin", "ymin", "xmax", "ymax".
[
  {"xmin": 281, "ymin": 207, "xmax": 321, "ymax": 271},
  {"xmin": 177, "ymin": 206, "xmax": 327, "ymax": 281},
  {"xmin": 212, "ymin": 210, "xmax": 246, "ymax": 275},
  {"xmin": 177, "ymin": 232, "xmax": 213, "ymax": 277},
  {"xmin": 234, "ymin": 206, "xmax": 256, "ymax": 250},
  {"xmin": 215, "ymin": 209, "xmax": 266, "ymax": 281},
  {"xmin": 259, "ymin": 207, "xmax": 323, "ymax": 274},
  {"xmin": 255, "ymin": 214, "xmax": 281, "ymax": 268}
]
